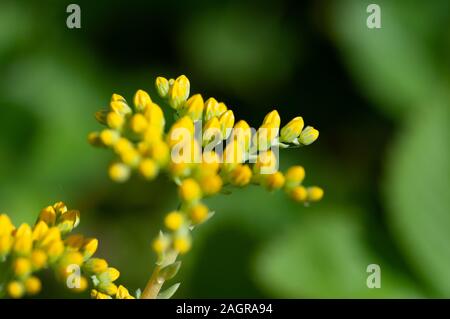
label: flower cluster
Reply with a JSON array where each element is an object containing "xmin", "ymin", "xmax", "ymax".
[
  {"xmin": 0, "ymin": 202, "xmax": 134, "ymax": 299},
  {"xmin": 89, "ymin": 74, "xmax": 323, "ymax": 299}
]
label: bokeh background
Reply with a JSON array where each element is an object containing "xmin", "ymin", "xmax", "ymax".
[{"xmin": 0, "ymin": 0, "xmax": 449, "ymax": 298}]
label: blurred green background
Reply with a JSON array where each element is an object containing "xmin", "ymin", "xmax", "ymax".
[{"xmin": 0, "ymin": 0, "xmax": 449, "ymax": 298}]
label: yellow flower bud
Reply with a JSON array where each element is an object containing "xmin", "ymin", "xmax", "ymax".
[
  {"xmin": 39, "ymin": 226, "xmax": 61, "ymax": 247},
  {"xmin": 13, "ymin": 224, "xmax": 32, "ymax": 256},
  {"xmin": 229, "ymin": 164, "xmax": 252, "ymax": 187},
  {"xmin": 263, "ymin": 171, "xmax": 285, "ymax": 191},
  {"xmin": 106, "ymin": 112, "xmax": 125, "ymax": 130},
  {"xmin": 98, "ymin": 282, "xmax": 118, "ymax": 296},
  {"xmin": 254, "ymin": 150, "xmax": 278, "ymax": 176},
  {"xmin": 284, "ymin": 165, "xmax": 305, "ymax": 189},
  {"xmin": 99, "ymin": 267, "xmax": 120, "ymax": 283},
  {"xmin": 130, "ymin": 113, "xmax": 148, "ymax": 134},
  {"xmin": 120, "ymin": 148, "xmax": 141, "ymax": 167},
  {"xmin": 133, "ymin": 89, "xmax": 152, "ymax": 112},
  {"xmin": 169, "ymin": 161, "xmax": 190, "ymax": 178},
  {"xmin": 108, "ymin": 162, "xmax": 131, "ymax": 183},
  {"xmin": 7, "ymin": 281, "xmax": 24, "ymax": 299},
  {"xmin": 38, "ymin": 206, "xmax": 56, "ymax": 226},
  {"xmin": 139, "ymin": 158, "xmax": 159, "ymax": 180},
  {"xmin": 299, "ymin": 126, "xmax": 319, "ymax": 145},
  {"xmin": 13, "ymin": 257, "xmax": 32, "ymax": 277},
  {"xmin": 155, "ymin": 76, "xmax": 170, "ymax": 98},
  {"xmin": 290, "ymin": 186, "xmax": 308, "ymax": 202},
  {"xmin": 87, "ymin": 132, "xmax": 102, "ymax": 147},
  {"xmin": 307, "ymin": 186, "xmax": 324, "ymax": 202},
  {"xmin": 110, "ymin": 100, "xmax": 132, "ymax": 116},
  {"xmin": 164, "ymin": 211, "xmax": 184, "ymax": 231},
  {"xmin": 232, "ymin": 120, "xmax": 252, "ymax": 151},
  {"xmin": 204, "ymin": 97, "xmax": 219, "ymax": 122},
  {"xmin": 73, "ymin": 276, "xmax": 89, "ymax": 293},
  {"xmin": 32, "ymin": 221, "xmax": 48, "ymax": 241},
  {"xmin": 15, "ymin": 223, "xmax": 32, "ymax": 237},
  {"xmin": 46, "ymin": 241, "xmax": 64, "ymax": 261},
  {"xmin": 179, "ymin": 178, "xmax": 202, "ymax": 202},
  {"xmin": 167, "ymin": 116, "xmax": 195, "ymax": 148},
  {"xmin": 0, "ymin": 235, "xmax": 13, "ymax": 257},
  {"xmin": 189, "ymin": 204, "xmax": 209, "ymax": 224},
  {"xmin": 114, "ymin": 138, "xmax": 134, "ymax": 155},
  {"xmin": 216, "ymin": 102, "xmax": 227, "ymax": 117},
  {"xmin": 59, "ymin": 251, "xmax": 84, "ymax": 270},
  {"xmin": 53, "ymin": 202, "xmax": 67, "ymax": 215},
  {"xmin": 280, "ymin": 117, "xmax": 304, "ymax": 143},
  {"xmin": 82, "ymin": 238, "xmax": 98, "ymax": 260},
  {"xmin": 58, "ymin": 210, "xmax": 80, "ymax": 233},
  {"xmin": 253, "ymin": 123, "xmax": 279, "ymax": 151},
  {"xmin": 84, "ymin": 258, "xmax": 108, "ymax": 274},
  {"xmin": 198, "ymin": 174, "xmax": 223, "ymax": 196},
  {"xmin": 173, "ymin": 236, "xmax": 191, "ymax": 254},
  {"xmin": 111, "ymin": 93, "xmax": 126, "ymax": 103},
  {"xmin": 100, "ymin": 129, "xmax": 120, "ymax": 147},
  {"xmin": 223, "ymin": 140, "xmax": 245, "ymax": 170},
  {"xmin": 25, "ymin": 276, "xmax": 41, "ymax": 295},
  {"xmin": 169, "ymin": 75, "xmax": 190, "ymax": 109},
  {"xmin": 151, "ymin": 140, "xmax": 170, "ymax": 166},
  {"xmin": 0, "ymin": 214, "xmax": 14, "ymax": 236},
  {"xmin": 144, "ymin": 102, "xmax": 165, "ymax": 133},
  {"xmin": 199, "ymin": 151, "xmax": 220, "ymax": 175},
  {"xmin": 183, "ymin": 94, "xmax": 204, "ymax": 121},
  {"xmin": 202, "ymin": 117, "xmax": 222, "ymax": 147},
  {"xmin": 152, "ymin": 235, "xmax": 169, "ymax": 254},
  {"xmin": 219, "ymin": 110, "xmax": 235, "ymax": 139},
  {"xmin": 263, "ymin": 110, "xmax": 281, "ymax": 128},
  {"xmin": 31, "ymin": 249, "xmax": 47, "ymax": 269}
]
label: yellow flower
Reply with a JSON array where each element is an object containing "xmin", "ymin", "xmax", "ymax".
[
  {"xmin": 84, "ymin": 258, "xmax": 108, "ymax": 274},
  {"xmin": 82, "ymin": 238, "xmax": 98, "ymax": 260},
  {"xmin": 202, "ymin": 117, "xmax": 222, "ymax": 147},
  {"xmin": 0, "ymin": 214, "xmax": 14, "ymax": 236},
  {"xmin": 173, "ymin": 236, "xmax": 191, "ymax": 254},
  {"xmin": 150, "ymin": 140, "xmax": 170, "ymax": 166},
  {"xmin": 263, "ymin": 172, "xmax": 285, "ymax": 191},
  {"xmin": 232, "ymin": 120, "xmax": 252, "ymax": 151},
  {"xmin": 199, "ymin": 151, "xmax": 220, "ymax": 175},
  {"xmin": 183, "ymin": 94, "xmax": 204, "ymax": 121},
  {"xmin": 219, "ymin": 110, "xmax": 235, "ymax": 139},
  {"xmin": 24, "ymin": 276, "xmax": 41, "ymax": 295},
  {"xmin": 204, "ymin": 97, "xmax": 220, "ymax": 121},
  {"xmin": 152, "ymin": 234, "xmax": 169, "ymax": 254},
  {"xmin": 223, "ymin": 140, "xmax": 245, "ymax": 170},
  {"xmin": 290, "ymin": 186, "xmax": 308, "ymax": 202},
  {"xmin": 198, "ymin": 174, "xmax": 223, "ymax": 196},
  {"xmin": 179, "ymin": 178, "xmax": 202, "ymax": 202},
  {"xmin": 111, "ymin": 93, "xmax": 126, "ymax": 103},
  {"xmin": 254, "ymin": 150, "xmax": 278, "ymax": 176},
  {"xmin": 167, "ymin": 116, "xmax": 195, "ymax": 148},
  {"xmin": 58, "ymin": 210, "xmax": 80, "ymax": 234},
  {"xmin": 280, "ymin": 117, "xmax": 304, "ymax": 143},
  {"xmin": 253, "ymin": 123, "xmax": 279, "ymax": 151},
  {"xmin": 13, "ymin": 224, "xmax": 32, "ymax": 256},
  {"xmin": 108, "ymin": 162, "xmax": 131, "ymax": 183},
  {"xmin": 263, "ymin": 110, "xmax": 281, "ymax": 127},
  {"xmin": 168, "ymin": 75, "xmax": 190, "ymax": 109},
  {"xmin": 30, "ymin": 249, "xmax": 48, "ymax": 270},
  {"xmin": 110, "ymin": 100, "xmax": 132, "ymax": 116},
  {"xmin": 229, "ymin": 164, "xmax": 252, "ymax": 187},
  {"xmin": 73, "ymin": 276, "xmax": 89, "ymax": 293},
  {"xmin": 106, "ymin": 112, "xmax": 125, "ymax": 130},
  {"xmin": 65, "ymin": 234, "xmax": 85, "ymax": 250},
  {"xmin": 133, "ymin": 89, "xmax": 152, "ymax": 112},
  {"xmin": 7, "ymin": 281, "xmax": 24, "ymax": 299},
  {"xmin": 130, "ymin": 113, "xmax": 148, "ymax": 134},
  {"xmin": 189, "ymin": 204, "xmax": 209, "ymax": 224},
  {"xmin": 299, "ymin": 126, "xmax": 319, "ymax": 145},
  {"xmin": 139, "ymin": 158, "xmax": 159, "ymax": 180},
  {"xmin": 307, "ymin": 186, "xmax": 324, "ymax": 202},
  {"xmin": 0, "ymin": 234, "xmax": 13, "ymax": 257},
  {"xmin": 144, "ymin": 102, "xmax": 165, "ymax": 133},
  {"xmin": 164, "ymin": 211, "xmax": 184, "ymax": 231},
  {"xmin": 91, "ymin": 289, "xmax": 112, "ymax": 299},
  {"xmin": 100, "ymin": 129, "xmax": 120, "ymax": 147},
  {"xmin": 39, "ymin": 226, "xmax": 61, "ymax": 247},
  {"xmin": 13, "ymin": 257, "xmax": 32, "ymax": 277},
  {"xmin": 15, "ymin": 223, "xmax": 32, "ymax": 237},
  {"xmin": 45, "ymin": 240, "xmax": 64, "ymax": 261},
  {"xmin": 155, "ymin": 76, "xmax": 170, "ymax": 98},
  {"xmin": 284, "ymin": 165, "xmax": 305, "ymax": 189},
  {"xmin": 32, "ymin": 221, "xmax": 49, "ymax": 241}
]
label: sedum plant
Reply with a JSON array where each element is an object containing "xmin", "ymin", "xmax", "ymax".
[{"xmin": 0, "ymin": 74, "xmax": 323, "ymax": 299}]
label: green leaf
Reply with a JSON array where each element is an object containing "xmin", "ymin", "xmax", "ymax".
[
  {"xmin": 385, "ymin": 102, "xmax": 450, "ymax": 296},
  {"xmin": 159, "ymin": 261, "xmax": 182, "ymax": 281},
  {"xmin": 254, "ymin": 207, "xmax": 423, "ymax": 297},
  {"xmin": 157, "ymin": 283, "xmax": 181, "ymax": 299}
]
